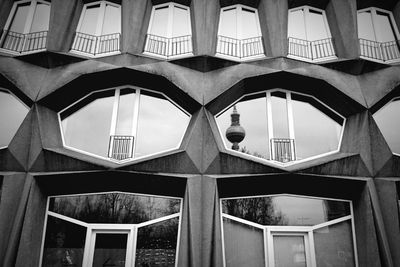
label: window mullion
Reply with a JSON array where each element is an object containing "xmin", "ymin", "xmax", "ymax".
[
  {"xmin": 266, "ymin": 92, "xmax": 274, "ymax": 160},
  {"xmin": 308, "ymin": 231, "xmax": 317, "ymax": 267},
  {"xmin": 131, "ymin": 89, "xmax": 141, "ymax": 157},
  {"xmin": 370, "ymin": 9, "xmax": 380, "ymax": 42},
  {"xmin": 167, "ymin": 4, "xmax": 174, "ymax": 55},
  {"xmin": 263, "ymin": 228, "xmax": 268, "ymax": 267},
  {"xmin": 82, "ymin": 227, "xmax": 93, "ymax": 267},
  {"xmin": 110, "ymin": 89, "xmax": 120, "ymax": 136},
  {"xmin": 24, "ymin": 0, "xmax": 36, "ymax": 34},
  {"xmin": 96, "ymin": 1, "xmax": 106, "ymax": 36},
  {"xmin": 286, "ymin": 92, "xmax": 295, "ymax": 141},
  {"xmin": 237, "ymin": 6, "xmax": 241, "ymax": 57}
]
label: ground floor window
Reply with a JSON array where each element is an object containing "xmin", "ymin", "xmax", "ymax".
[
  {"xmin": 40, "ymin": 192, "xmax": 182, "ymax": 267},
  {"xmin": 220, "ymin": 194, "xmax": 358, "ymax": 267}
]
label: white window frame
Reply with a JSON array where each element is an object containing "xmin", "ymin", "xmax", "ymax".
[
  {"xmin": 70, "ymin": 0, "xmax": 121, "ymax": 58},
  {"xmin": 216, "ymin": 4, "xmax": 264, "ymax": 61},
  {"xmin": 215, "ymin": 89, "xmax": 346, "ymax": 167},
  {"xmin": 220, "ymin": 193, "xmax": 359, "ymax": 267},
  {"xmin": 39, "ymin": 191, "xmax": 183, "ymax": 267},
  {"xmin": 58, "ymin": 85, "xmax": 191, "ymax": 164},
  {"xmin": 144, "ymin": 2, "xmax": 193, "ymax": 60},
  {"xmin": 287, "ymin": 5, "xmax": 336, "ymax": 63},
  {"xmin": 357, "ymin": 7, "xmax": 400, "ymax": 64},
  {"xmin": 0, "ymin": 0, "xmax": 50, "ymax": 55}
]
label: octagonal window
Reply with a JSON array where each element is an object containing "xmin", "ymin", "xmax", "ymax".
[
  {"xmin": 215, "ymin": 90, "xmax": 345, "ymax": 164},
  {"xmin": 59, "ymin": 87, "xmax": 190, "ymax": 162},
  {"xmin": 0, "ymin": 89, "xmax": 29, "ymax": 148},
  {"xmin": 373, "ymin": 97, "xmax": 400, "ymax": 155}
]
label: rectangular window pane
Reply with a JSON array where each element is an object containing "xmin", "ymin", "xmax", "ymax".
[
  {"xmin": 102, "ymin": 4, "xmax": 120, "ymax": 35},
  {"xmin": 375, "ymin": 12, "xmax": 396, "ymax": 42},
  {"xmin": 9, "ymin": 3, "xmax": 30, "ymax": 33},
  {"xmin": 273, "ymin": 235, "xmax": 307, "ymax": 267},
  {"xmin": 30, "ymin": 3, "xmax": 50, "ymax": 32},
  {"xmin": 172, "ymin": 6, "xmax": 190, "ymax": 37},
  {"xmin": 358, "ymin": 11, "xmax": 375, "ymax": 41},
  {"xmin": 93, "ymin": 233, "xmax": 127, "ymax": 267},
  {"xmin": 80, "ymin": 5, "xmax": 100, "ymax": 34},
  {"xmin": 219, "ymin": 8, "xmax": 237, "ymax": 38},
  {"xmin": 288, "ymin": 9, "xmax": 306, "ymax": 39},
  {"xmin": 115, "ymin": 90, "xmax": 136, "ymax": 136},
  {"xmin": 306, "ymin": 11, "xmax": 328, "ymax": 41},
  {"xmin": 150, "ymin": 6, "xmax": 169, "ymax": 36},
  {"xmin": 241, "ymin": 9, "xmax": 258, "ymax": 39},
  {"xmin": 271, "ymin": 92, "xmax": 289, "ymax": 139}
]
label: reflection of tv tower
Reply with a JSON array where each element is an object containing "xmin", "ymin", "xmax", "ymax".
[{"xmin": 225, "ymin": 105, "xmax": 246, "ymax": 150}]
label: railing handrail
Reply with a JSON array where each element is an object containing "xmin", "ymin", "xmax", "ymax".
[
  {"xmin": 108, "ymin": 135, "xmax": 134, "ymax": 161},
  {"xmin": 359, "ymin": 38, "xmax": 400, "ymax": 62},
  {"xmin": 146, "ymin": 33, "xmax": 192, "ymax": 40},
  {"xmin": 270, "ymin": 138, "xmax": 296, "ymax": 163},
  {"xmin": 216, "ymin": 35, "xmax": 264, "ymax": 59},
  {"xmin": 71, "ymin": 31, "xmax": 121, "ymax": 56},
  {"xmin": 1, "ymin": 29, "xmax": 48, "ymax": 53},
  {"xmin": 288, "ymin": 36, "xmax": 335, "ymax": 60},
  {"xmin": 144, "ymin": 34, "xmax": 192, "ymax": 58}
]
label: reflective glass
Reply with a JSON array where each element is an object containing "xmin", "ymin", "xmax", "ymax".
[
  {"xmin": 135, "ymin": 91, "xmax": 190, "ymax": 158},
  {"xmin": 30, "ymin": 2, "xmax": 50, "ymax": 32},
  {"xmin": 288, "ymin": 9, "xmax": 306, "ymax": 39},
  {"xmin": 307, "ymin": 10, "xmax": 328, "ymax": 41},
  {"xmin": 219, "ymin": 8, "xmax": 237, "ymax": 38},
  {"xmin": 0, "ymin": 90, "xmax": 29, "ymax": 148},
  {"xmin": 41, "ymin": 216, "xmax": 86, "ymax": 267},
  {"xmin": 9, "ymin": 3, "xmax": 30, "ymax": 33},
  {"xmin": 373, "ymin": 98, "xmax": 400, "ymax": 154},
  {"xmin": 314, "ymin": 220, "xmax": 355, "ymax": 267},
  {"xmin": 172, "ymin": 6, "xmax": 190, "ymax": 37},
  {"xmin": 241, "ymin": 8, "xmax": 258, "ymax": 39},
  {"xmin": 273, "ymin": 235, "xmax": 307, "ymax": 267},
  {"xmin": 151, "ymin": 6, "xmax": 169, "ymax": 36},
  {"xmin": 223, "ymin": 217, "xmax": 265, "ymax": 267},
  {"xmin": 135, "ymin": 217, "xmax": 179, "ymax": 267},
  {"xmin": 222, "ymin": 196, "xmax": 350, "ymax": 226},
  {"xmin": 375, "ymin": 12, "xmax": 396, "ymax": 42},
  {"xmin": 93, "ymin": 233, "xmax": 127, "ymax": 267},
  {"xmin": 80, "ymin": 4, "xmax": 100, "ymax": 34},
  {"xmin": 102, "ymin": 4, "xmax": 120, "ymax": 35},
  {"xmin": 49, "ymin": 193, "xmax": 181, "ymax": 224},
  {"xmin": 358, "ymin": 11, "xmax": 375, "ymax": 40}
]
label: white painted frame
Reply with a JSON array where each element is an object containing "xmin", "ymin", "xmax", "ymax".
[
  {"xmin": 39, "ymin": 191, "xmax": 184, "ymax": 267},
  {"xmin": 216, "ymin": 4, "xmax": 265, "ymax": 62},
  {"xmin": 0, "ymin": 0, "xmax": 50, "ymax": 55},
  {"xmin": 220, "ymin": 193, "xmax": 359, "ymax": 267},
  {"xmin": 57, "ymin": 85, "xmax": 191, "ymax": 164},
  {"xmin": 215, "ymin": 89, "xmax": 346, "ymax": 167}
]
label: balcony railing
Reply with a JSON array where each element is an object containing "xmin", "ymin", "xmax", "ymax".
[
  {"xmin": 359, "ymin": 38, "xmax": 400, "ymax": 62},
  {"xmin": 71, "ymin": 32, "xmax": 120, "ymax": 56},
  {"xmin": 144, "ymin": 34, "xmax": 192, "ymax": 59},
  {"xmin": 216, "ymin": 35, "xmax": 264, "ymax": 59},
  {"xmin": 0, "ymin": 29, "xmax": 47, "ymax": 53},
  {"xmin": 270, "ymin": 138, "xmax": 296, "ymax": 163},
  {"xmin": 288, "ymin": 37, "xmax": 335, "ymax": 61},
  {"xmin": 108, "ymin": 135, "xmax": 134, "ymax": 161}
]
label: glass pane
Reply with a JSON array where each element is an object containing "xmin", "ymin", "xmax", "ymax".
[
  {"xmin": 288, "ymin": 9, "xmax": 306, "ymax": 39},
  {"xmin": 93, "ymin": 233, "xmax": 127, "ymax": 267},
  {"xmin": 373, "ymin": 99, "xmax": 400, "ymax": 154},
  {"xmin": 358, "ymin": 11, "xmax": 375, "ymax": 41},
  {"xmin": 223, "ymin": 217, "xmax": 265, "ymax": 267},
  {"xmin": 61, "ymin": 91, "xmax": 114, "ymax": 158},
  {"xmin": 0, "ymin": 90, "xmax": 29, "ymax": 147},
  {"xmin": 102, "ymin": 4, "xmax": 120, "ymax": 35},
  {"xmin": 135, "ymin": 91, "xmax": 190, "ymax": 158},
  {"xmin": 307, "ymin": 10, "xmax": 328, "ymax": 41},
  {"xmin": 273, "ymin": 235, "xmax": 307, "ymax": 267},
  {"xmin": 375, "ymin": 12, "xmax": 396, "ymax": 42},
  {"xmin": 135, "ymin": 217, "xmax": 179, "ymax": 267},
  {"xmin": 9, "ymin": 3, "xmax": 30, "ymax": 33},
  {"xmin": 80, "ymin": 4, "xmax": 100, "ymax": 34},
  {"xmin": 292, "ymin": 94, "xmax": 342, "ymax": 159},
  {"xmin": 271, "ymin": 92, "xmax": 289, "ymax": 139},
  {"xmin": 219, "ymin": 8, "xmax": 237, "ymax": 38},
  {"xmin": 216, "ymin": 93, "xmax": 269, "ymax": 159},
  {"xmin": 150, "ymin": 6, "xmax": 170, "ymax": 36},
  {"xmin": 41, "ymin": 216, "xmax": 86, "ymax": 267},
  {"xmin": 241, "ymin": 8, "xmax": 258, "ymax": 39},
  {"xmin": 314, "ymin": 220, "xmax": 355, "ymax": 267},
  {"xmin": 222, "ymin": 195, "xmax": 351, "ymax": 226},
  {"xmin": 30, "ymin": 2, "xmax": 50, "ymax": 32},
  {"xmin": 49, "ymin": 193, "xmax": 181, "ymax": 224},
  {"xmin": 172, "ymin": 6, "xmax": 190, "ymax": 37},
  {"xmin": 115, "ymin": 89, "xmax": 135, "ymax": 136}
]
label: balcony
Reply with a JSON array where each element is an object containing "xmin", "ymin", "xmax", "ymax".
[
  {"xmin": 0, "ymin": 29, "xmax": 47, "ymax": 53},
  {"xmin": 144, "ymin": 34, "xmax": 192, "ymax": 59},
  {"xmin": 71, "ymin": 32, "xmax": 120, "ymax": 56},
  {"xmin": 108, "ymin": 135, "xmax": 134, "ymax": 161},
  {"xmin": 216, "ymin": 35, "xmax": 264, "ymax": 60},
  {"xmin": 270, "ymin": 138, "xmax": 296, "ymax": 163},
  {"xmin": 288, "ymin": 37, "xmax": 336, "ymax": 61},
  {"xmin": 359, "ymin": 38, "xmax": 400, "ymax": 63}
]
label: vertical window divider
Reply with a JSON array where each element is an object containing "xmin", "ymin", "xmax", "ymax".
[
  {"xmin": 267, "ymin": 228, "xmax": 274, "ymax": 267},
  {"xmin": 266, "ymin": 91, "xmax": 274, "ymax": 160},
  {"xmin": 109, "ymin": 88, "xmax": 120, "ymax": 136},
  {"xmin": 82, "ymin": 226, "xmax": 93, "ymax": 267},
  {"xmin": 131, "ymin": 89, "xmax": 141, "ymax": 158},
  {"xmin": 167, "ymin": 3, "xmax": 174, "ymax": 55},
  {"xmin": 131, "ymin": 226, "xmax": 138, "ymax": 266},
  {"xmin": 370, "ymin": 9, "xmax": 380, "ymax": 43},
  {"xmin": 263, "ymin": 228, "xmax": 269, "ymax": 267},
  {"xmin": 308, "ymin": 230, "xmax": 317, "ymax": 267}
]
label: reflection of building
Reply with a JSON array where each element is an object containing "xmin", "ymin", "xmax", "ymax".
[{"xmin": 1, "ymin": 0, "xmax": 400, "ymax": 266}]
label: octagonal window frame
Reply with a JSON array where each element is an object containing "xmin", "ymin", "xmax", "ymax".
[
  {"xmin": 214, "ymin": 89, "xmax": 346, "ymax": 166},
  {"xmin": 57, "ymin": 85, "xmax": 191, "ymax": 164}
]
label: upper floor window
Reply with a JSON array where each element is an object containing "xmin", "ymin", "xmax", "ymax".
[
  {"xmin": 144, "ymin": 2, "xmax": 192, "ymax": 59},
  {"xmin": 216, "ymin": 90, "xmax": 344, "ymax": 164},
  {"xmin": 0, "ymin": 89, "xmax": 29, "ymax": 148},
  {"xmin": 288, "ymin": 6, "xmax": 336, "ymax": 62},
  {"xmin": 59, "ymin": 87, "xmax": 190, "ymax": 162},
  {"xmin": 216, "ymin": 4, "xmax": 264, "ymax": 61},
  {"xmin": 373, "ymin": 97, "xmax": 400, "ymax": 155},
  {"xmin": 71, "ymin": 1, "xmax": 121, "ymax": 57},
  {"xmin": 0, "ymin": 0, "xmax": 50, "ymax": 54},
  {"xmin": 358, "ymin": 8, "xmax": 400, "ymax": 63}
]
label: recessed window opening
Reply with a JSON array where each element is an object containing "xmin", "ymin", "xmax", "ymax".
[
  {"xmin": 288, "ymin": 6, "xmax": 336, "ymax": 62},
  {"xmin": 59, "ymin": 87, "xmax": 190, "ymax": 162},
  {"xmin": 0, "ymin": 0, "xmax": 50, "ymax": 54},
  {"xmin": 144, "ymin": 2, "xmax": 192, "ymax": 59},
  {"xmin": 71, "ymin": 1, "xmax": 121, "ymax": 57},
  {"xmin": 220, "ymin": 194, "xmax": 358, "ymax": 267},
  {"xmin": 358, "ymin": 7, "xmax": 400, "ymax": 63},
  {"xmin": 215, "ymin": 90, "xmax": 345, "ymax": 164},
  {"xmin": 216, "ymin": 4, "xmax": 264, "ymax": 61},
  {"xmin": 39, "ymin": 191, "xmax": 183, "ymax": 267}
]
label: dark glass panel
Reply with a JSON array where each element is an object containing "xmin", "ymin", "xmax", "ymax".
[
  {"xmin": 222, "ymin": 196, "xmax": 350, "ymax": 226},
  {"xmin": 41, "ymin": 216, "xmax": 86, "ymax": 267},
  {"xmin": 135, "ymin": 217, "xmax": 179, "ymax": 267},
  {"xmin": 314, "ymin": 220, "xmax": 355, "ymax": 267},
  {"xmin": 49, "ymin": 193, "xmax": 181, "ymax": 224},
  {"xmin": 93, "ymin": 233, "xmax": 127, "ymax": 267},
  {"xmin": 223, "ymin": 217, "xmax": 265, "ymax": 267},
  {"xmin": 374, "ymin": 98, "xmax": 400, "ymax": 154}
]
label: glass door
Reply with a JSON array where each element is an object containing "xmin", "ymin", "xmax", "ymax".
[{"xmin": 269, "ymin": 232, "xmax": 311, "ymax": 267}]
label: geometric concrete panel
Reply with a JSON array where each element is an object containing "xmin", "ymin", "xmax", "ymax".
[{"xmin": 375, "ymin": 156, "xmax": 400, "ymax": 177}]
